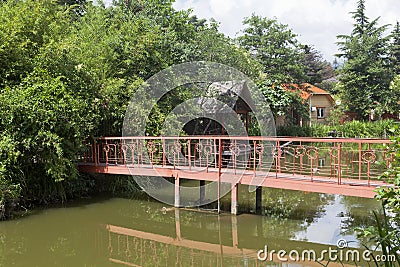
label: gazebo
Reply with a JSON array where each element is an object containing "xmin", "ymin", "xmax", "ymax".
[{"xmin": 183, "ymin": 81, "xmax": 254, "ymax": 136}]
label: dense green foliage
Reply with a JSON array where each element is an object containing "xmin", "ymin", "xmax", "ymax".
[
  {"xmin": 301, "ymin": 45, "xmax": 335, "ymax": 85},
  {"xmin": 0, "ymin": 0, "xmax": 268, "ymax": 218},
  {"xmin": 277, "ymin": 120, "xmax": 396, "ymax": 138},
  {"xmin": 237, "ymin": 15, "xmax": 305, "ymax": 83},
  {"xmin": 336, "ymin": 0, "xmax": 400, "ymax": 120},
  {"xmin": 256, "ymin": 80, "xmax": 308, "ymax": 118},
  {"xmin": 389, "ymin": 22, "xmax": 400, "ymax": 76},
  {"xmin": 356, "ymin": 126, "xmax": 400, "ymax": 266},
  {"xmin": 237, "ymin": 15, "xmax": 335, "ymax": 84},
  {"xmin": 0, "ymin": 0, "xmax": 101, "ymax": 216}
]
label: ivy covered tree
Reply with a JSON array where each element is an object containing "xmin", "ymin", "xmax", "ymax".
[
  {"xmin": 257, "ymin": 79, "xmax": 309, "ymax": 125},
  {"xmin": 336, "ymin": 0, "xmax": 392, "ymax": 120}
]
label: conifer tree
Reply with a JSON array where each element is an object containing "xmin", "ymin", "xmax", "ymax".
[
  {"xmin": 336, "ymin": 0, "xmax": 391, "ymax": 119},
  {"xmin": 389, "ymin": 22, "xmax": 400, "ymax": 75}
]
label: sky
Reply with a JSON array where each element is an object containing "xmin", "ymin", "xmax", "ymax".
[{"xmin": 172, "ymin": 0, "xmax": 400, "ymax": 63}]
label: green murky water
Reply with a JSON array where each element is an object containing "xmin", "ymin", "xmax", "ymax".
[{"xmin": 0, "ymin": 186, "xmax": 379, "ymax": 267}]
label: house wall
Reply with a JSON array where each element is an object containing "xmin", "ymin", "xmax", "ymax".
[{"xmin": 310, "ymin": 95, "xmax": 333, "ymax": 123}]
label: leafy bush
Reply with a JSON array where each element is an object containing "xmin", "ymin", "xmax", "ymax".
[
  {"xmin": 0, "ymin": 136, "xmax": 22, "ymax": 220},
  {"xmin": 276, "ymin": 125, "xmax": 312, "ymax": 137},
  {"xmin": 357, "ymin": 127, "xmax": 400, "ymax": 266},
  {"xmin": 277, "ymin": 120, "xmax": 396, "ymax": 138}
]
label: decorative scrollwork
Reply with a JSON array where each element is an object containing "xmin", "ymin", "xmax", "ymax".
[
  {"xmin": 172, "ymin": 141, "xmax": 181, "ymax": 155},
  {"xmin": 203, "ymin": 145, "xmax": 212, "ymax": 156},
  {"xmin": 121, "ymin": 144, "xmax": 129, "ymax": 154},
  {"xmin": 196, "ymin": 141, "xmax": 214, "ymax": 156},
  {"xmin": 329, "ymin": 147, "xmax": 339, "ymax": 159},
  {"xmin": 362, "ymin": 150, "xmax": 376, "ymax": 163},
  {"xmin": 383, "ymin": 149, "xmax": 395, "ymax": 163},
  {"xmin": 255, "ymin": 143, "xmax": 264, "ymax": 155},
  {"xmin": 295, "ymin": 146, "xmax": 306, "ymax": 158},
  {"xmin": 229, "ymin": 143, "xmax": 241, "ymax": 156},
  {"xmin": 129, "ymin": 142, "xmax": 136, "ymax": 152},
  {"xmin": 147, "ymin": 141, "xmax": 156, "ymax": 154},
  {"xmin": 103, "ymin": 144, "xmax": 110, "ymax": 153},
  {"xmin": 306, "ymin": 147, "xmax": 319, "ymax": 160}
]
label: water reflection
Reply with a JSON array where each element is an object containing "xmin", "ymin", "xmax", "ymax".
[
  {"xmin": 105, "ymin": 210, "xmax": 258, "ymax": 267},
  {"xmin": 0, "ymin": 189, "xmax": 380, "ymax": 267}
]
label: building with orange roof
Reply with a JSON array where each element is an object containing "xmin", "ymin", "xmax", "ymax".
[{"xmin": 281, "ymin": 83, "xmax": 335, "ymax": 126}]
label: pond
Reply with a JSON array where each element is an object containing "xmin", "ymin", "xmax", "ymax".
[{"xmin": 0, "ymin": 187, "xmax": 380, "ymax": 266}]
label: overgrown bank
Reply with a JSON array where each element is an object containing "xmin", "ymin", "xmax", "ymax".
[
  {"xmin": 277, "ymin": 120, "xmax": 397, "ymax": 138},
  {"xmin": 0, "ymin": 0, "xmax": 263, "ymax": 219},
  {"xmin": 0, "ymin": 174, "xmax": 143, "ymax": 220}
]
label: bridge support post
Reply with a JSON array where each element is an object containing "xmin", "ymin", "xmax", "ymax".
[
  {"xmin": 231, "ymin": 183, "xmax": 239, "ymax": 215},
  {"xmin": 199, "ymin": 180, "xmax": 205, "ymax": 205},
  {"xmin": 174, "ymin": 174, "xmax": 180, "ymax": 208},
  {"xmin": 231, "ymin": 215, "xmax": 238, "ymax": 247},
  {"xmin": 256, "ymin": 187, "xmax": 262, "ymax": 214},
  {"xmin": 175, "ymin": 208, "xmax": 181, "ymax": 240}
]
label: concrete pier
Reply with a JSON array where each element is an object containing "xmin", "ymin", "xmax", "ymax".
[
  {"xmin": 174, "ymin": 174, "xmax": 180, "ymax": 208},
  {"xmin": 255, "ymin": 187, "xmax": 262, "ymax": 214},
  {"xmin": 199, "ymin": 180, "xmax": 205, "ymax": 205},
  {"xmin": 231, "ymin": 183, "xmax": 239, "ymax": 215}
]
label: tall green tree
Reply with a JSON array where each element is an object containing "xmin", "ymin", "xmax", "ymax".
[
  {"xmin": 186, "ymin": 19, "xmax": 263, "ymax": 79},
  {"xmin": 389, "ymin": 21, "xmax": 400, "ymax": 75},
  {"xmin": 301, "ymin": 45, "xmax": 335, "ymax": 85},
  {"xmin": 237, "ymin": 15, "xmax": 305, "ymax": 83},
  {"xmin": 336, "ymin": 0, "xmax": 391, "ymax": 120}
]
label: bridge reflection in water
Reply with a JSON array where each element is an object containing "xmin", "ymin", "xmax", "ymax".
[{"xmin": 101, "ymin": 208, "xmax": 368, "ymax": 267}]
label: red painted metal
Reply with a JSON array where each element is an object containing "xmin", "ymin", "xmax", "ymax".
[
  {"xmin": 338, "ymin": 143, "xmax": 342, "ymax": 185},
  {"xmin": 78, "ymin": 136, "xmax": 392, "ymax": 198},
  {"xmin": 217, "ymin": 138, "xmax": 222, "ymax": 213}
]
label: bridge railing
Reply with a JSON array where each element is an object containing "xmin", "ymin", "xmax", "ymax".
[{"xmin": 80, "ymin": 136, "xmax": 393, "ymax": 185}]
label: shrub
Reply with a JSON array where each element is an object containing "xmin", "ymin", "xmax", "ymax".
[
  {"xmin": 277, "ymin": 120, "xmax": 396, "ymax": 138},
  {"xmin": 357, "ymin": 126, "xmax": 400, "ymax": 266}
]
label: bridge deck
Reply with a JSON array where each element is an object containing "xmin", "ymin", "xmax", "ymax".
[{"xmin": 78, "ymin": 163, "xmax": 387, "ymax": 198}]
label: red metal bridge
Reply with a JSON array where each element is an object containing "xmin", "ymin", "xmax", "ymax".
[{"xmin": 79, "ymin": 136, "xmax": 392, "ymax": 213}]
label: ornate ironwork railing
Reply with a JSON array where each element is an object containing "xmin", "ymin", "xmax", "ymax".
[{"xmin": 80, "ymin": 136, "xmax": 392, "ymax": 185}]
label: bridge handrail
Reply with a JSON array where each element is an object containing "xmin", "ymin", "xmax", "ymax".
[
  {"xmin": 94, "ymin": 135, "xmax": 392, "ymax": 144},
  {"xmin": 79, "ymin": 135, "xmax": 393, "ymax": 189}
]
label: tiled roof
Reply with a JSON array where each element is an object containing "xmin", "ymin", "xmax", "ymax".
[{"xmin": 282, "ymin": 83, "xmax": 333, "ymax": 101}]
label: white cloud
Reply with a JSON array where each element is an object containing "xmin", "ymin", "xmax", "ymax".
[{"xmin": 173, "ymin": 0, "xmax": 400, "ymax": 63}]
